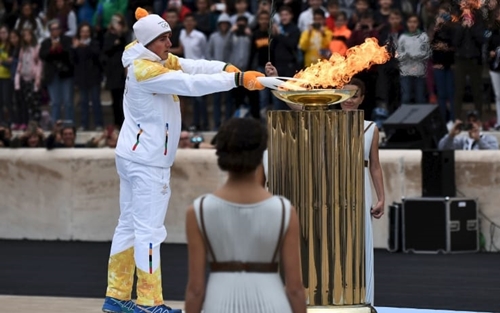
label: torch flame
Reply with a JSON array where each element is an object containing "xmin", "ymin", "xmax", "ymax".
[
  {"xmin": 459, "ymin": 0, "xmax": 481, "ymax": 25},
  {"xmin": 282, "ymin": 38, "xmax": 390, "ymax": 90}
]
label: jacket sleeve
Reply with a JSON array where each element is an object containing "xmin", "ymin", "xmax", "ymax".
[
  {"xmin": 478, "ymin": 135, "xmax": 499, "ymax": 150},
  {"xmin": 39, "ymin": 39, "xmax": 51, "ymax": 61},
  {"xmin": 414, "ymin": 34, "xmax": 431, "ymax": 60},
  {"xmin": 132, "ymin": 60, "xmax": 237, "ymax": 97},
  {"xmin": 322, "ymin": 29, "xmax": 332, "ymax": 49},
  {"xmin": 472, "ymin": 21, "xmax": 486, "ymax": 46},
  {"xmin": 177, "ymin": 55, "xmax": 227, "ymax": 74},
  {"xmin": 396, "ymin": 36, "xmax": 408, "ymax": 61},
  {"xmin": 438, "ymin": 134, "xmax": 463, "ymax": 150},
  {"xmin": 298, "ymin": 30, "xmax": 309, "ymax": 51}
]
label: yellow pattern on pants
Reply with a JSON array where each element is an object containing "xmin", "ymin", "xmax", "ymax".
[{"xmin": 106, "ymin": 155, "xmax": 171, "ymax": 306}]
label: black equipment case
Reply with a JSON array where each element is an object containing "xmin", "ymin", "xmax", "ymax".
[{"xmin": 402, "ymin": 197, "xmax": 479, "ymax": 254}]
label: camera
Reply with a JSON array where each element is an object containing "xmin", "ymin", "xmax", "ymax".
[
  {"xmin": 236, "ymin": 24, "xmax": 246, "ymax": 35},
  {"xmin": 461, "ymin": 123, "xmax": 473, "ymax": 131},
  {"xmin": 190, "ymin": 135, "xmax": 204, "ymax": 144},
  {"xmin": 440, "ymin": 13, "xmax": 451, "ymax": 22},
  {"xmin": 312, "ymin": 23, "xmax": 321, "ymax": 30}
]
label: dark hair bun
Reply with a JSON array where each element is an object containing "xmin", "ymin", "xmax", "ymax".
[{"xmin": 216, "ymin": 118, "xmax": 267, "ymax": 173}]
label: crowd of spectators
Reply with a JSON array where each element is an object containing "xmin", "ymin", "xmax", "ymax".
[{"xmin": 0, "ymin": 0, "xmax": 500, "ymax": 150}]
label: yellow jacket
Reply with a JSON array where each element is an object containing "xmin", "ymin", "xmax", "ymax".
[
  {"xmin": 298, "ymin": 27, "xmax": 332, "ymax": 67},
  {"xmin": 0, "ymin": 43, "xmax": 11, "ymax": 79}
]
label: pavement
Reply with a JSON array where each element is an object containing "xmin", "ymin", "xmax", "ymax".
[
  {"xmin": 1, "ymin": 241, "xmax": 499, "ymax": 313},
  {"xmin": 0, "ymin": 295, "xmax": 492, "ymax": 313}
]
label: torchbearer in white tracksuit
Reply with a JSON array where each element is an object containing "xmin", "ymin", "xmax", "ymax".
[{"xmin": 101, "ymin": 7, "xmax": 265, "ymax": 313}]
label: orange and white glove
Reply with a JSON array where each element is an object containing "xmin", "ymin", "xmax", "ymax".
[
  {"xmin": 235, "ymin": 71, "xmax": 265, "ymax": 91},
  {"xmin": 224, "ymin": 63, "xmax": 241, "ymax": 73}
]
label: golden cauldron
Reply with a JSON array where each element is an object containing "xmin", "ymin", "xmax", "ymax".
[{"xmin": 267, "ymin": 87, "xmax": 375, "ymax": 313}]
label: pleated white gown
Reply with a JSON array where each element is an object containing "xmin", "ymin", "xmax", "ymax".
[
  {"xmin": 193, "ymin": 194, "xmax": 293, "ymax": 313},
  {"xmin": 364, "ymin": 120, "xmax": 376, "ymax": 305}
]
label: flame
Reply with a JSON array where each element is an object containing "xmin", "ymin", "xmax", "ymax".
[
  {"xmin": 459, "ymin": 0, "xmax": 482, "ymax": 24},
  {"xmin": 282, "ymin": 38, "xmax": 390, "ymax": 90}
]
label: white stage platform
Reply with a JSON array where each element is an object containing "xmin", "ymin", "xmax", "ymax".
[
  {"xmin": 0, "ymin": 296, "xmax": 491, "ymax": 313},
  {"xmin": 378, "ymin": 308, "xmax": 490, "ymax": 313}
]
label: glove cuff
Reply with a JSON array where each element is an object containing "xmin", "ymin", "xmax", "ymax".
[{"xmin": 235, "ymin": 72, "xmax": 243, "ymax": 87}]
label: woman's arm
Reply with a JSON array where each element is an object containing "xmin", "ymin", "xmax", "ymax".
[
  {"xmin": 369, "ymin": 127, "xmax": 385, "ymax": 219},
  {"xmin": 281, "ymin": 207, "xmax": 307, "ymax": 313},
  {"xmin": 184, "ymin": 205, "xmax": 207, "ymax": 313}
]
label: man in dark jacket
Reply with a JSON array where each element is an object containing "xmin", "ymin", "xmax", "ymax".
[
  {"xmin": 453, "ymin": 8, "xmax": 485, "ymax": 119},
  {"xmin": 375, "ymin": 9, "xmax": 404, "ymax": 128},
  {"xmin": 39, "ymin": 19, "xmax": 75, "ymax": 125},
  {"xmin": 270, "ymin": 5, "xmax": 301, "ymax": 110},
  {"xmin": 102, "ymin": 15, "xmax": 130, "ymax": 128}
]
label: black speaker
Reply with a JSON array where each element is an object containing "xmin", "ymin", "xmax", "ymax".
[
  {"xmin": 422, "ymin": 150, "xmax": 456, "ymax": 197},
  {"xmin": 380, "ymin": 104, "xmax": 447, "ymax": 149}
]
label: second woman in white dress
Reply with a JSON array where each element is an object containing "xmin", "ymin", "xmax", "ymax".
[{"xmin": 340, "ymin": 78, "xmax": 385, "ymax": 305}]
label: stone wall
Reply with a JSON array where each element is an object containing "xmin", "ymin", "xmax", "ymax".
[
  {"xmin": 0, "ymin": 149, "xmax": 499, "ymax": 252},
  {"xmin": 12, "ymin": 130, "xmax": 500, "ymax": 148}
]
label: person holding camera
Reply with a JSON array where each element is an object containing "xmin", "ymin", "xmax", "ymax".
[
  {"xmin": 102, "ymin": 14, "xmax": 131, "ymax": 129},
  {"xmin": 452, "ymin": 5, "xmax": 485, "ymax": 119},
  {"xmin": 46, "ymin": 120, "xmax": 86, "ymax": 149},
  {"xmin": 438, "ymin": 111, "xmax": 499, "ymax": 150},
  {"xmin": 8, "ymin": 121, "xmax": 46, "ymax": 148},
  {"xmin": 298, "ymin": 8, "xmax": 332, "ymax": 67},
  {"xmin": 227, "ymin": 16, "xmax": 260, "ymax": 119}
]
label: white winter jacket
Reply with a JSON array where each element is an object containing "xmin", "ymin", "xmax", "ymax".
[{"xmin": 115, "ymin": 41, "xmax": 238, "ymax": 168}]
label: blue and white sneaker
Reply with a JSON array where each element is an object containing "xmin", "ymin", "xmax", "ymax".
[
  {"xmin": 102, "ymin": 297, "xmax": 136, "ymax": 313},
  {"xmin": 134, "ymin": 304, "xmax": 182, "ymax": 313}
]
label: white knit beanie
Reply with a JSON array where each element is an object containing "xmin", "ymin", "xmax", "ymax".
[{"xmin": 133, "ymin": 8, "xmax": 172, "ymax": 46}]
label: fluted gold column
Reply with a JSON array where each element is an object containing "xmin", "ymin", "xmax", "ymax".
[{"xmin": 268, "ymin": 109, "xmax": 375, "ymax": 313}]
